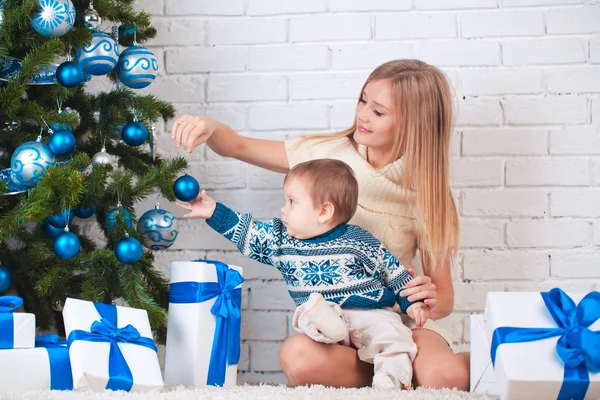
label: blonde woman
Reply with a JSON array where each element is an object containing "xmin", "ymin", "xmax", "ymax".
[{"xmin": 171, "ymin": 60, "xmax": 470, "ymax": 391}]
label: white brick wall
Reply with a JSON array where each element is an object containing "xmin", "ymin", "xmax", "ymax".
[{"xmin": 121, "ymin": 0, "xmax": 600, "ymax": 384}]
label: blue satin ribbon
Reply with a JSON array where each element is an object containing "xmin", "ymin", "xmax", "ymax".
[
  {"xmin": 169, "ymin": 259, "xmax": 244, "ymax": 386},
  {"xmin": 67, "ymin": 302, "xmax": 157, "ymax": 392},
  {"xmin": 491, "ymin": 288, "xmax": 600, "ymax": 400},
  {"xmin": 0, "ymin": 296, "xmax": 23, "ymax": 349},
  {"xmin": 35, "ymin": 334, "xmax": 73, "ymax": 390}
]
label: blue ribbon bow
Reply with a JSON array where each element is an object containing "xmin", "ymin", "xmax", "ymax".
[
  {"xmin": 67, "ymin": 302, "xmax": 157, "ymax": 392},
  {"xmin": 169, "ymin": 260, "xmax": 244, "ymax": 386},
  {"xmin": 35, "ymin": 334, "xmax": 73, "ymax": 390},
  {"xmin": 491, "ymin": 288, "xmax": 600, "ymax": 400},
  {"xmin": 0, "ymin": 296, "xmax": 23, "ymax": 349}
]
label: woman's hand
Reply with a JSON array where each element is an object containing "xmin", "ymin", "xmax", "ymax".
[
  {"xmin": 171, "ymin": 115, "xmax": 219, "ymax": 153},
  {"xmin": 399, "ymin": 268, "xmax": 437, "ymax": 309},
  {"xmin": 175, "ymin": 190, "xmax": 217, "ymax": 220}
]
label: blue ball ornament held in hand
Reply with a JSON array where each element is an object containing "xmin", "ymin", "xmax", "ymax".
[
  {"xmin": 105, "ymin": 206, "xmax": 133, "ymax": 230},
  {"xmin": 122, "ymin": 121, "xmax": 148, "ymax": 147},
  {"xmin": 53, "ymin": 231, "xmax": 80, "ymax": 260},
  {"xmin": 74, "ymin": 206, "xmax": 96, "ymax": 219},
  {"xmin": 137, "ymin": 206, "xmax": 179, "ymax": 250},
  {"xmin": 115, "ymin": 236, "xmax": 143, "ymax": 264},
  {"xmin": 0, "ymin": 265, "xmax": 11, "ymax": 293},
  {"xmin": 10, "ymin": 141, "xmax": 56, "ymax": 187},
  {"xmin": 48, "ymin": 129, "xmax": 76, "ymax": 156},
  {"xmin": 56, "ymin": 61, "xmax": 84, "ymax": 88},
  {"xmin": 173, "ymin": 175, "xmax": 200, "ymax": 202}
]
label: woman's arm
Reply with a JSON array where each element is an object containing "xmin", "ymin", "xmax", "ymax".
[
  {"xmin": 172, "ymin": 115, "xmax": 290, "ymax": 174},
  {"xmin": 427, "ymin": 256, "xmax": 454, "ymax": 320}
]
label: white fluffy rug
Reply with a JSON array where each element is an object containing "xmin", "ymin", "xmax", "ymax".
[{"xmin": 0, "ymin": 385, "xmax": 498, "ymax": 400}]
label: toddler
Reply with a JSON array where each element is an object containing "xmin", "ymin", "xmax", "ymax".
[{"xmin": 176, "ymin": 159, "xmax": 429, "ymax": 390}]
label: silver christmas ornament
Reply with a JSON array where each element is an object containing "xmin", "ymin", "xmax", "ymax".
[
  {"xmin": 91, "ymin": 146, "xmax": 112, "ymax": 166},
  {"xmin": 83, "ymin": 1, "xmax": 101, "ymax": 30}
]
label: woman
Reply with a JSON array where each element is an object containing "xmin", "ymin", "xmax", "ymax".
[{"xmin": 171, "ymin": 59, "xmax": 470, "ymax": 390}]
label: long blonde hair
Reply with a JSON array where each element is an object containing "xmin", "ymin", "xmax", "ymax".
[{"xmin": 297, "ymin": 59, "xmax": 459, "ymax": 272}]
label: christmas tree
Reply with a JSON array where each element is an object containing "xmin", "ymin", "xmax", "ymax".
[{"xmin": 0, "ymin": 0, "xmax": 190, "ymax": 342}]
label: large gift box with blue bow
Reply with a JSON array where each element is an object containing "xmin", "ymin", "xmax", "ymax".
[
  {"xmin": 0, "ymin": 334, "xmax": 73, "ymax": 391},
  {"xmin": 470, "ymin": 288, "xmax": 600, "ymax": 400},
  {"xmin": 63, "ymin": 298, "xmax": 164, "ymax": 392},
  {"xmin": 164, "ymin": 260, "xmax": 244, "ymax": 387},
  {"xmin": 0, "ymin": 296, "xmax": 35, "ymax": 349}
]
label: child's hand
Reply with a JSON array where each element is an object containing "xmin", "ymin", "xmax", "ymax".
[
  {"xmin": 175, "ymin": 190, "xmax": 217, "ymax": 220},
  {"xmin": 406, "ymin": 302, "xmax": 429, "ymax": 329}
]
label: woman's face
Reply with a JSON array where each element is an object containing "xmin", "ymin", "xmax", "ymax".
[{"xmin": 353, "ymin": 79, "xmax": 397, "ymax": 152}]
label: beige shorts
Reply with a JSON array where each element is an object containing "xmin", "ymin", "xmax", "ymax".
[{"xmin": 400, "ymin": 313, "xmax": 454, "ymax": 347}]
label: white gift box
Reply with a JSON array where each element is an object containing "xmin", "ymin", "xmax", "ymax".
[
  {"xmin": 164, "ymin": 260, "xmax": 243, "ymax": 387},
  {"xmin": 470, "ymin": 291, "xmax": 600, "ymax": 400},
  {"xmin": 0, "ymin": 340, "xmax": 72, "ymax": 391},
  {"xmin": 0, "ymin": 312, "xmax": 35, "ymax": 349},
  {"xmin": 63, "ymin": 298, "xmax": 164, "ymax": 392}
]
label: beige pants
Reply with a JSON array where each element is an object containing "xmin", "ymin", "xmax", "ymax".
[{"xmin": 293, "ymin": 304, "xmax": 417, "ymax": 387}]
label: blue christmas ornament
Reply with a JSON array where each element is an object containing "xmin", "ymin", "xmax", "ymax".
[
  {"xmin": 48, "ymin": 129, "xmax": 76, "ymax": 156},
  {"xmin": 50, "ymin": 107, "xmax": 80, "ymax": 132},
  {"xmin": 0, "ymin": 265, "xmax": 11, "ymax": 293},
  {"xmin": 56, "ymin": 61, "xmax": 84, "ymax": 88},
  {"xmin": 74, "ymin": 206, "xmax": 96, "ymax": 219},
  {"xmin": 136, "ymin": 205, "xmax": 179, "ymax": 250},
  {"xmin": 117, "ymin": 45, "xmax": 158, "ymax": 89},
  {"xmin": 52, "ymin": 230, "xmax": 80, "ymax": 260},
  {"xmin": 173, "ymin": 174, "xmax": 200, "ymax": 202},
  {"xmin": 42, "ymin": 219, "xmax": 63, "ymax": 238},
  {"xmin": 122, "ymin": 121, "xmax": 148, "ymax": 147},
  {"xmin": 32, "ymin": 0, "xmax": 76, "ymax": 38},
  {"xmin": 0, "ymin": 1, "xmax": 4, "ymax": 27},
  {"xmin": 115, "ymin": 236, "xmax": 142, "ymax": 264},
  {"xmin": 10, "ymin": 141, "xmax": 56, "ymax": 187},
  {"xmin": 76, "ymin": 32, "xmax": 119, "ymax": 76},
  {"xmin": 47, "ymin": 209, "xmax": 74, "ymax": 228},
  {"xmin": 105, "ymin": 205, "xmax": 133, "ymax": 230}
]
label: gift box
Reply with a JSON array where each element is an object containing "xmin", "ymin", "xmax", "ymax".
[
  {"xmin": 470, "ymin": 288, "xmax": 600, "ymax": 400},
  {"xmin": 164, "ymin": 260, "xmax": 244, "ymax": 387},
  {"xmin": 63, "ymin": 297, "xmax": 164, "ymax": 392},
  {"xmin": 0, "ymin": 334, "xmax": 73, "ymax": 391},
  {"xmin": 0, "ymin": 296, "xmax": 35, "ymax": 349}
]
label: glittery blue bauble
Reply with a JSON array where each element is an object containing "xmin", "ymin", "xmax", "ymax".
[
  {"xmin": 122, "ymin": 121, "xmax": 148, "ymax": 147},
  {"xmin": 137, "ymin": 207, "xmax": 179, "ymax": 250},
  {"xmin": 0, "ymin": 265, "xmax": 11, "ymax": 293},
  {"xmin": 42, "ymin": 219, "xmax": 63, "ymax": 238},
  {"xmin": 52, "ymin": 231, "xmax": 80, "ymax": 259},
  {"xmin": 117, "ymin": 45, "xmax": 158, "ymax": 89},
  {"xmin": 115, "ymin": 236, "xmax": 142, "ymax": 264},
  {"xmin": 105, "ymin": 206, "xmax": 133, "ymax": 230},
  {"xmin": 48, "ymin": 129, "xmax": 76, "ymax": 156},
  {"xmin": 47, "ymin": 209, "xmax": 74, "ymax": 228},
  {"xmin": 74, "ymin": 206, "xmax": 96, "ymax": 219},
  {"xmin": 32, "ymin": 0, "xmax": 76, "ymax": 38},
  {"xmin": 173, "ymin": 175, "xmax": 200, "ymax": 202},
  {"xmin": 76, "ymin": 33, "xmax": 119, "ymax": 76},
  {"xmin": 10, "ymin": 141, "xmax": 56, "ymax": 187}
]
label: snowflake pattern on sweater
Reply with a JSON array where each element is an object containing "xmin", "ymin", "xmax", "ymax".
[{"xmin": 206, "ymin": 202, "xmax": 418, "ymax": 312}]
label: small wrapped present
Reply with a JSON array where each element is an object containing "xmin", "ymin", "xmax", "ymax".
[
  {"xmin": 164, "ymin": 260, "xmax": 244, "ymax": 387},
  {"xmin": 470, "ymin": 288, "xmax": 600, "ymax": 400},
  {"xmin": 0, "ymin": 334, "xmax": 73, "ymax": 391},
  {"xmin": 63, "ymin": 298, "xmax": 164, "ymax": 392},
  {"xmin": 0, "ymin": 296, "xmax": 35, "ymax": 349}
]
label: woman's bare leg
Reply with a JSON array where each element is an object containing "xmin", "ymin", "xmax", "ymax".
[
  {"xmin": 411, "ymin": 329, "xmax": 470, "ymax": 390},
  {"xmin": 279, "ymin": 334, "xmax": 373, "ymax": 388}
]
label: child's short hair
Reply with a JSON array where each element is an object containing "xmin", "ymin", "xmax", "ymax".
[{"xmin": 284, "ymin": 159, "xmax": 358, "ymax": 225}]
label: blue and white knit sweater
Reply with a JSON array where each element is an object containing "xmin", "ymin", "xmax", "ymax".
[{"xmin": 207, "ymin": 202, "xmax": 418, "ymax": 313}]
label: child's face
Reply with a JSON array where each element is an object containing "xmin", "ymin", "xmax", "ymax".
[
  {"xmin": 354, "ymin": 79, "xmax": 397, "ymax": 152},
  {"xmin": 280, "ymin": 178, "xmax": 323, "ymax": 240}
]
